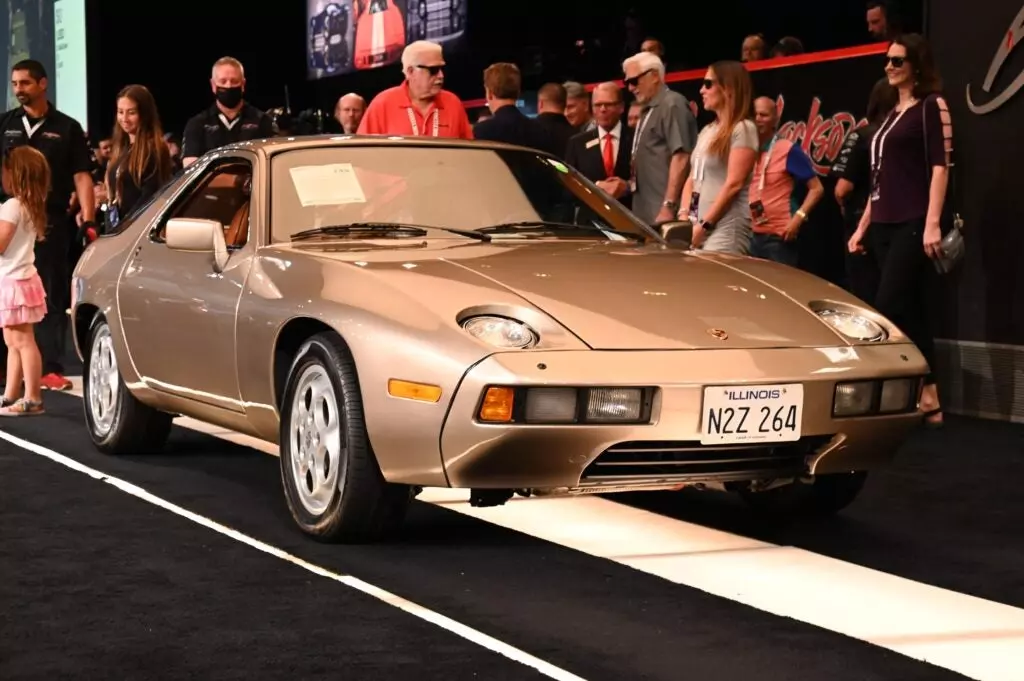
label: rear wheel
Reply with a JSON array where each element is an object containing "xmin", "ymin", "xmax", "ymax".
[
  {"xmin": 279, "ymin": 331, "xmax": 411, "ymax": 543},
  {"xmin": 83, "ymin": 317, "xmax": 173, "ymax": 455},
  {"xmin": 737, "ymin": 472, "xmax": 868, "ymax": 517}
]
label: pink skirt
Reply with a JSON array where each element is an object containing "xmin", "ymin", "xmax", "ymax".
[{"xmin": 0, "ymin": 273, "xmax": 48, "ymax": 328}]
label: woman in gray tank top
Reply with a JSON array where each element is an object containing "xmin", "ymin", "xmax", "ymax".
[{"xmin": 679, "ymin": 61, "xmax": 758, "ymax": 255}]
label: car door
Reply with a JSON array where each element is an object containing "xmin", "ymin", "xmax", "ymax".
[{"xmin": 117, "ymin": 152, "xmax": 259, "ymax": 413}]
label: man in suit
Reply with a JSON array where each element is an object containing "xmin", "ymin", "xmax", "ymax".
[
  {"xmin": 564, "ymin": 82, "xmax": 633, "ymax": 207},
  {"xmin": 473, "ymin": 62, "xmax": 551, "ymax": 154},
  {"xmin": 533, "ymin": 82, "xmax": 576, "ymax": 159}
]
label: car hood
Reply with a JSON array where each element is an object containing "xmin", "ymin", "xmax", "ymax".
[
  {"xmin": 443, "ymin": 241, "xmax": 844, "ymax": 349},
  {"xmin": 288, "ymin": 239, "xmax": 847, "ymax": 350}
]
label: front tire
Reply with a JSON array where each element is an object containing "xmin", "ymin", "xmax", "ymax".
[
  {"xmin": 279, "ymin": 331, "xmax": 411, "ymax": 543},
  {"xmin": 737, "ymin": 471, "xmax": 868, "ymax": 518},
  {"xmin": 83, "ymin": 317, "xmax": 173, "ymax": 455}
]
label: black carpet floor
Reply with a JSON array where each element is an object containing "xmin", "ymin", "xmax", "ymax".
[{"xmin": 2, "ymin": 390, "xmax": 1002, "ymax": 680}]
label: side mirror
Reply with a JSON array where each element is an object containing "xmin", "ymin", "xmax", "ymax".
[
  {"xmin": 165, "ymin": 217, "xmax": 229, "ymax": 272},
  {"xmin": 658, "ymin": 219, "xmax": 693, "ymax": 248}
]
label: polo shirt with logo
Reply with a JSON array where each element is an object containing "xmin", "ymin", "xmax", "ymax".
[
  {"xmin": 357, "ymin": 83, "xmax": 473, "ymax": 139},
  {"xmin": 0, "ymin": 102, "xmax": 93, "ymax": 215},
  {"xmin": 181, "ymin": 102, "xmax": 276, "ymax": 161}
]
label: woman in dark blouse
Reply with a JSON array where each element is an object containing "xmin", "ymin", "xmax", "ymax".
[
  {"xmin": 105, "ymin": 84, "xmax": 173, "ymax": 228},
  {"xmin": 847, "ymin": 34, "xmax": 952, "ymax": 428}
]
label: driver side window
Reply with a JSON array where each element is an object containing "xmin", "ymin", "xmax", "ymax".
[{"xmin": 153, "ymin": 159, "xmax": 253, "ymax": 248}]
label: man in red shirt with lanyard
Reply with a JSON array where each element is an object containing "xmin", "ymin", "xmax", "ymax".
[{"xmin": 357, "ymin": 40, "xmax": 473, "ymax": 139}]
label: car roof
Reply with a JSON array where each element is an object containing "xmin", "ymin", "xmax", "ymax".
[{"xmin": 217, "ymin": 134, "xmax": 546, "ymax": 157}]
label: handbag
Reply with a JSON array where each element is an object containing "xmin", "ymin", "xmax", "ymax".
[{"xmin": 922, "ymin": 94, "xmax": 965, "ymax": 275}]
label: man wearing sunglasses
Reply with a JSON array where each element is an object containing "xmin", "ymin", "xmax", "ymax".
[
  {"xmin": 358, "ymin": 40, "xmax": 473, "ymax": 139},
  {"xmin": 621, "ymin": 51, "xmax": 698, "ymax": 226}
]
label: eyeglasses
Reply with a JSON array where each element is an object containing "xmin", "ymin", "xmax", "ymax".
[
  {"xmin": 624, "ymin": 68, "xmax": 653, "ymax": 88},
  {"xmin": 885, "ymin": 56, "xmax": 906, "ymax": 68},
  {"xmin": 416, "ymin": 64, "xmax": 443, "ymax": 76}
]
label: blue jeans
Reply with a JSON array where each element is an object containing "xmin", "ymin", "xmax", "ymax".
[{"xmin": 750, "ymin": 233, "xmax": 799, "ymax": 267}]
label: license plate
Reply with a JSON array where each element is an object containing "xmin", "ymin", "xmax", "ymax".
[{"xmin": 700, "ymin": 384, "xmax": 803, "ymax": 445}]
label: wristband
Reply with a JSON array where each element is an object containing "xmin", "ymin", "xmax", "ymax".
[{"xmin": 78, "ymin": 220, "xmax": 99, "ymax": 244}]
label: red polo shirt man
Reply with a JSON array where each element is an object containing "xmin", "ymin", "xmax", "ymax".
[{"xmin": 358, "ymin": 40, "xmax": 473, "ymax": 139}]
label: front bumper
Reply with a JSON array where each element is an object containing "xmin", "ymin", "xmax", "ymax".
[{"xmin": 439, "ymin": 344, "xmax": 928, "ymax": 490}]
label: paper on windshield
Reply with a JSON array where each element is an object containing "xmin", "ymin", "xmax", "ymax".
[{"xmin": 289, "ymin": 163, "xmax": 367, "ymax": 206}]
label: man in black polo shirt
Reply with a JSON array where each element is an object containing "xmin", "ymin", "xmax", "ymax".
[
  {"xmin": 181, "ymin": 56, "xmax": 276, "ymax": 167},
  {"xmin": 0, "ymin": 59, "xmax": 95, "ymax": 392}
]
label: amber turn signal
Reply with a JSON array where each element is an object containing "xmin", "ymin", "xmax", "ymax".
[
  {"xmin": 479, "ymin": 386, "xmax": 515, "ymax": 422},
  {"xmin": 387, "ymin": 379, "xmax": 442, "ymax": 403}
]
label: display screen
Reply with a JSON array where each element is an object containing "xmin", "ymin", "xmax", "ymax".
[
  {"xmin": 1, "ymin": 0, "xmax": 89, "ymax": 130},
  {"xmin": 306, "ymin": 0, "xmax": 467, "ymax": 79}
]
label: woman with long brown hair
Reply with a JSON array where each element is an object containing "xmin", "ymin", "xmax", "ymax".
[
  {"xmin": 679, "ymin": 60, "xmax": 758, "ymax": 254},
  {"xmin": 847, "ymin": 34, "xmax": 951, "ymax": 428},
  {"xmin": 105, "ymin": 84, "xmax": 173, "ymax": 229}
]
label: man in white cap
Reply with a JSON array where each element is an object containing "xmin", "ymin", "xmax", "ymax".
[{"xmin": 357, "ymin": 40, "xmax": 472, "ymax": 138}]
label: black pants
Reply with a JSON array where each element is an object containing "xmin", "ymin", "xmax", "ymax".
[
  {"xmin": 0, "ymin": 216, "xmax": 71, "ymax": 376},
  {"xmin": 842, "ymin": 210, "xmax": 880, "ymax": 305},
  {"xmin": 869, "ymin": 218, "xmax": 936, "ymax": 384}
]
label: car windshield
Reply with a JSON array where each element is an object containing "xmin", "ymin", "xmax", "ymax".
[{"xmin": 268, "ymin": 144, "xmax": 660, "ymax": 244}]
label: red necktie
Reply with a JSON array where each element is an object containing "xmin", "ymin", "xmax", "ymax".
[{"xmin": 602, "ymin": 132, "xmax": 615, "ymax": 178}]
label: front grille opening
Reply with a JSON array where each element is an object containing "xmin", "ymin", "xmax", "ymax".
[{"xmin": 581, "ymin": 436, "xmax": 834, "ymax": 481}]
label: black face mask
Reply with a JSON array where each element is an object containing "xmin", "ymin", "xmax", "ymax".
[{"xmin": 216, "ymin": 86, "xmax": 244, "ymax": 109}]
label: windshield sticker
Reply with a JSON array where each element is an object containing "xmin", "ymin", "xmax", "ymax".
[
  {"xmin": 546, "ymin": 159, "xmax": 569, "ymax": 173},
  {"xmin": 289, "ymin": 163, "xmax": 367, "ymax": 206}
]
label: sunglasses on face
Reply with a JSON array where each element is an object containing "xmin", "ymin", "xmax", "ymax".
[
  {"xmin": 701, "ymin": 79, "xmax": 715, "ymax": 90},
  {"xmin": 624, "ymin": 68, "xmax": 653, "ymax": 88},
  {"xmin": 416, "ymin": 64, "xmax": 443, "ymax": 76},
  {"xmin": 886, "ymin": 56, "xmax": 906, "ymax": 68}
]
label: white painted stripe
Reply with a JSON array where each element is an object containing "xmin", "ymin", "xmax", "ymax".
[
  {"xmin": 60, "ymin": 377, "xmax": 1024, "ymax": 679},
  {"xmin": 0, "ymin": 427, "xmax": 585, "ymax": 681}
]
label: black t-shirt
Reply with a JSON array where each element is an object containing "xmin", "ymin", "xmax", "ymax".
[
  {"xmin": 830, "ymin": 122, "xmax": 878, "ymax": 225},
  {"xmin": 105, "ymin": 145, "xmax": 167, "ymax": 220},
  {"xmin": 181, "ymin": 102, "xmax": 276, "ymax": 160},
  {"xmin": 0, "ymin": 102, "xmax": 94, "ymax": 215}
]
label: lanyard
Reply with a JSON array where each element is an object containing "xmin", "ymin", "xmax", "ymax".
[
  {"xmin": 756, "ymin": 136, "xmax": 780, "ymax": 192},
  {"xmin": 406, "ymin": 107, "xmax": 440, "ymax": 137},
  {"xmin": 22, "ymin": 115, "xmax": 43, "ymax": 139},
  {"xmin": 631, "ymin": 107, "xmax": 653, "ymax": 158},
  {"xmin": 869, "ymin": 106, "xmax": 910, "ymax": 173}
]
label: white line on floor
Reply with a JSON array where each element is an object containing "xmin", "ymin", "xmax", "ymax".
[
  {"xmin": 0, "ymin": 427, "xmax": 585, "ymax": 681},
  {"xmin": 58, "ymin": 378, "xmax": 1024, "ymax": 680}
]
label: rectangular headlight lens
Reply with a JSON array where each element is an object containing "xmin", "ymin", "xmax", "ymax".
[
  {"xmin": 880, "ymin": 378, "xmax": 915, "ymax": 413},
  {"xmin": 834, "ymin": 381, "xmax": 875, "ymax": 417},
  {"xmin": 524, "ymin": 388, "xmax": 577, "ymax": 423},
  {"xmin": 586, "ymin": 388, "xmax": 643, "ymax": 422}
]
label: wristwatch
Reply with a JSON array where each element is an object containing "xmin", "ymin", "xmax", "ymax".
[{"xmin": 699, "ymin": 219, "xmax": 716, "ymax": 232}]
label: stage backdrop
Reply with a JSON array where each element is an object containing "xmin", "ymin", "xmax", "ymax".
[{"xmin": 928, "ymin": 0, "xmax": 1024, "ymax": 423}]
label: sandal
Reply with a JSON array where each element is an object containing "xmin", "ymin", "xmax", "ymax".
[{"xmin": 0, "ymin": 398, "xmax": 45, "ymax": 416}]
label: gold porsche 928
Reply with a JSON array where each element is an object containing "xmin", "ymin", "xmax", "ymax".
[{"xmin": 71, "ymin": 136, "xmax": 928, "ymax": 542}]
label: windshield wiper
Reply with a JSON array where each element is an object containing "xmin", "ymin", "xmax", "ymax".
[
  {"xmin": 290, "ymin": 222, "xmax": 491, "ymax": 242},
  {"xmin": 478, "ymin": 221, "xmax": 643, "ymax": 240}
]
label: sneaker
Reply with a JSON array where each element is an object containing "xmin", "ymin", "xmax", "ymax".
[
  {"xmin": 41, "ymin": 373, "xmax": 73, "ymax": 391},
  {"xmin": 0, "ymin": 398, "xmax": 44, "ymax": 416}
]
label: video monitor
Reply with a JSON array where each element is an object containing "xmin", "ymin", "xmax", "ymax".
[
  {"xmin": 306, "ymin": 0, "xmax": 467, "ymax": 79},
  {"xmin": 2, "ymin": 0, "xmax": 89, "ymax": 130}
]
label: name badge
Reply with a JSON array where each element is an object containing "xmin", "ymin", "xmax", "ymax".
[{"xmin": 585, "ymin": 137, "xmax": 600, "ymax": 149}]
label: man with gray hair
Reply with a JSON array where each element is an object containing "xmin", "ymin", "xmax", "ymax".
[
  {"xmin": 358, "ymin": 40, "xmax": 472, "ymax": 138},
  {"xmin": 563, "ymin": 80, "xmax": 595, "ymax": 132},
  {"xmin": 334, "ymin": 93, "xmax": 365, "ymax": 134},
  {"xmin": 622, "ymin": 51, "xmax": 698, "ymax": 225}
]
